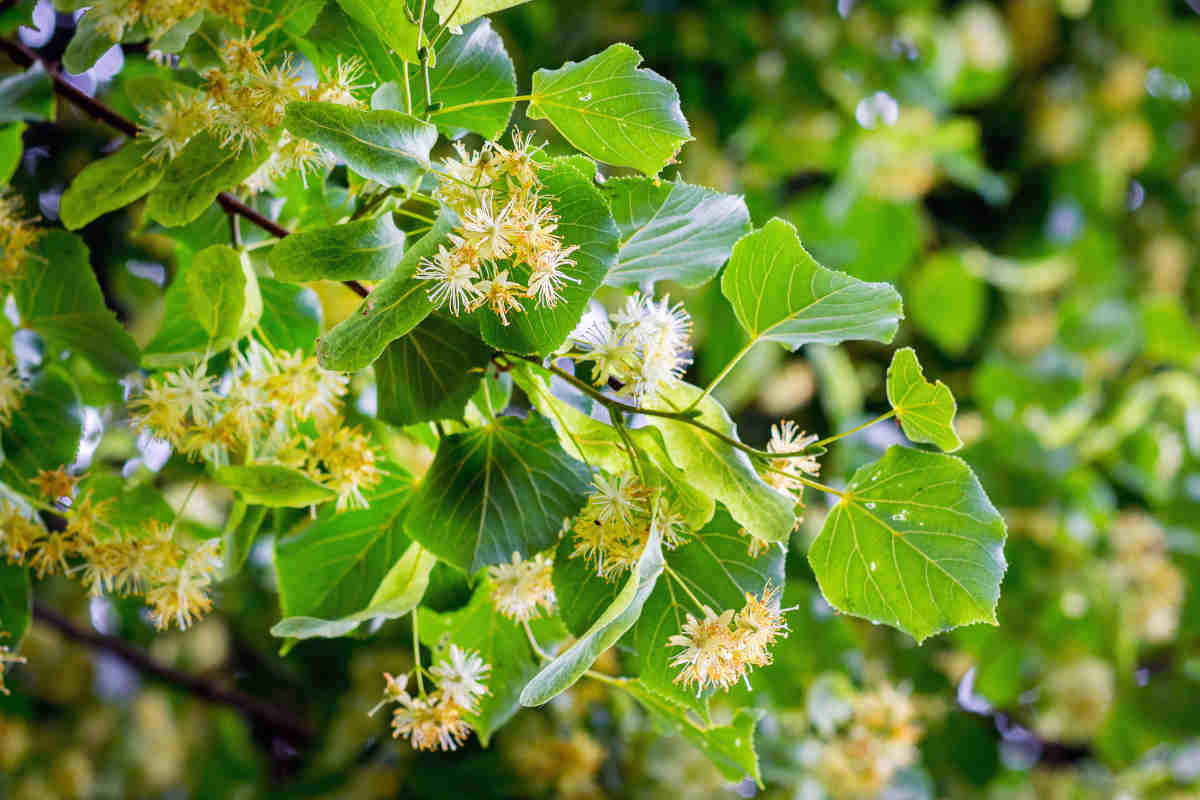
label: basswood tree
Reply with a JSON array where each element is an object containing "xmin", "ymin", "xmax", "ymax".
[{"xmin": 0, "ymin": 0, "xmax": 1010, "ymax": 786}]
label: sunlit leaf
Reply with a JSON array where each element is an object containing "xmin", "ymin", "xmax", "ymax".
[
  {"xmin": 60, "ymin": 140, "xmax": 166, "ymax": 230},
  {"xmin": 267, "ymin": 214, "xmax": 406, "ymax": 283},
  {"xmin": 213, "ymin": 464, "xmax": 337, "ymax": 508},
  {"xmin": 886, "ymin": 347, "xmax": 962, "ymax": 452}
]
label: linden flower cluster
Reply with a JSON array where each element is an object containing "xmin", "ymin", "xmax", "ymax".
[
  {"xmin": 570, "ymin": 473, "xmax": 687, "ymax": 582},
  {"xmin": 1109, "ymin": 511, "xmax": 1184, "ymax": 644},
  {"xmin": 86, "ymin": 0, "xmax": 250, "ymax": 41},
  {"xmin": 817, "ymin": 683, "xmax": 923, "ymax": 800},
  {"xmin": 129, "ymin": 343, "xmax": 380, "ymax": 512},
  {"xmin": 140, "ymin": 33, "xmax": 367, "ymax": 184},
  {"xmin": 0, "ymin": 349, "xmax": 25, "ymax": 426},
  {"xmin": 668, "ymin": 581, "xmax": 791, "ymax": 695},
  {"xmin": 418, "ymin": 133, "xmax": 580, "ymax": 322},
  {"xmin": 372, "ymin": 646, "xmax": 491, "ymax": 752},
  {"xmin": 565, "ymin": 294, "xmax": 693, "ymax": 405},
  {"xmin": 747, "ymin": 419, "xmax": 822, "ymax": 554},
  {"xmin": 0, "ymin": 474, "xmax": 222, "ymax": 630},
  {"xmin": 487, "ymin": 551, "xmax": 556, "ymax": 622},
  {"xmin": 0, "ymin": 192, "xmax": 40, "ymax": 278}
]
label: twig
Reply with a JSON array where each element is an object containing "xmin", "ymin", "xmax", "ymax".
[
  {"xmin": 0, "ymin": 35, "xmax": 371, "ymax": 299},
  {"xmin": 33, "ymin": 603, "xmax": 313, "ymax": 743}
]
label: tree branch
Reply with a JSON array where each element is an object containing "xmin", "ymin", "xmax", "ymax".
[
  {"xmin": 33, "ymin": 603, "xmax": 313, "ymax": 743},
  {"xmin": 0, "ymin": 35, "xmax": 371, "ymax": 299}
]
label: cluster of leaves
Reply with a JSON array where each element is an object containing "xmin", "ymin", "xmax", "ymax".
[{"xmin": 0, "ymin": 0, "xmax": 1196, "ymax": 798}]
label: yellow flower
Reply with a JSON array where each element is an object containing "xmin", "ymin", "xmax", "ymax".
[
  {"xmin": 668, "ymin": 606, "xmax": 742, "ymax": 694},
  {"xmin": 488, "ymin": 552, "xmax": 557, "ymax": 622}
]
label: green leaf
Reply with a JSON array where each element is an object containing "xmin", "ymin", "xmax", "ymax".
[
  {"xmin": 514, "ymin": 363, "xmax": 714, "ymax": 530},
  {"xmin": 213, "ymin": 465, "xmax": 337, "ymax": 508},
  {"xmin": 146, "ymin": 132, "xmax": 273, "ymax": 227},
  {"xmin": 906, "ymin": 251, "xmax": 987, "ymax": 357},
  {"xmin": 143, "ymin": 244, "xmax": 262, "ymax": 367},
  {"xmin": 720, "ymin": 217, "xmax": 903, "ymax": 353},
  {"xmin": 60, "ymin": 140, "xmax": 166, "ymax": 230},
  {"xmin": 418, "ymin": 579, "xmax": 550, "ymax": 744},
  {"xmin": 433, "ymin": 0, "xmax": 532, "ymax": 27},
  {"xmin": 0, "ymin": 122, "xmax": 24, "ymax": 184},
  {"xmin": 808, "ymin": 445, "xmax": 1007, "ymax": 642},
  {"xmin": 550, "ymin": 535, "xmax": 622, "ymax": 638},
  {"xmin": 284, "ymin": 102, "xmax": 436, "ymax": 189},
  {"xmin": 0, "ymin": 561, "xmax": 30, "ymax": 646},
  {"xmin": 629, "ymin": 511, "xmax": 784, "ymax": 714},
  {"xmin": 886, "ymin": 347, "xmax": 962, "ymax": 452},
  {"xmin": 315, "ymin": 207, "xmax": 456, "ymax": 372},
  {"xmin": 603, "ymin": 178, "xmax": 750, "ymax": 288},
  {"xmin": 63, "ymin": 12, "xmax": 117, "ymax": 74},
  {"xmin": 332, "ymin": 0, "xmax": 421, "ymax": 63},
  {"xmin": 1141, "ymin": 296, "xmax": 1200, "ymax": 369},
  {"xmin": 272, "ymin": 472, "xmax": 436, "ymax": 639},
  {"xmin": 274, "ymin": 544, "xmax": 436, "ymax": 639},
  {"xmin": 623, "ymin": 680, "xmax": 763, "ymax": 785},
  {"xmin": 376, "ymin": 19, "xmax": 516, "ymax": 140},
  {"xmin": 646, "ymin": 382, "xmax": 796, "ymax": 544},
  {"xmin": 267, "ymin": 214, "xmax": 405, "ymax": 283},
  {"xmin": 528, "ymin": 44, "xmax": 692, "ymax": 177},
  {"xmin": 1, "ymin": 368, "xmax": 81, "ymax": 483},
  {"xmin": 405, "ymin": 414, "xmax": 591, "ymax": 572},
  {"xmin": 298, "ymin": 3, "xmax": 405, "ymax": 89},
  {"xmin": 0, "ymin": 63, "xmax": 54, "ymax": 123},
  {"xmin": 375, "ymin": 315, "xmax": 494, "ymax": 426},
  {"xmin": 520, "ymin": 526, "xmax": 664, "ymax": 707},
  {"xmin": 150, "ymin": 11, "xmax": 203, "ymax": 53},
  {"xmin": 221, "ymin": 501, "xmax": 267, "ymax": 580},
  {"xmin": 257, "ymin": 278, "xmax": 321, "ymax": 355},
  {"xmin": 17, "ymin": 230, "xmax": 140, "ymax": 375},
  {"xmin": 478, "ymin": 160, "xmax": 619, "ymax": 356}
]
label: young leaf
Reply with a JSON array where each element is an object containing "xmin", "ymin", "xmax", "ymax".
[
  {"xmin": 520, "ymin": 526, "xmax": 664, "ymax": 707},
  {"xmin": 886, "ymin": 347, "xmax": 962, "ymax": 452},
  {"xmin": 478, "ymin": 160, "xmax": 619, "ymax": 356},
  {"xmin": 17, "ymin": 230, "xmax": 140, "ymax": 376},
  {"xmin": 0, "ymin": 561, "xmax": 30, "ymax": 643},
  {"xmin": 808, "ymin": 446, "xmax": 1007, "ymax": 643},
  {"xmin": 221, "ymin": 502, "xmax": 267, "ymax": 580},
  {"xmin": 623, "ymin": 680, "xmax": 763, "ymax": 785},
  {"xmin": 62, "ymin": 12, "xmax": 116, "ymax": 74},
  {"xmin": 316, "ymin": 208, "xmax": 456, "ymax": 372},
  {"xmin": 143, "ymin": 245, "xmax": 262, "ymax": 367},
  {"xmin": 145, "ymin": 132, "xmax": 273, "ymax": 227},
  {"xmin": 213, "ymin": 465, "xmax": 337, "ymax": 508},
  {"xmin": 60, "ymin": 140, "xmax": 166, "ymax": 230},
  {"xmin": 376, "ymin": 19, "xmax": 516, "ymax": 140},
  {"xmin": 300, "ymin": 3, "xmax": 406, "ymax": 88},
  {"xmin": 528, "ymin": 44, "xmax": 692, "ymax": 177},
  {"xmin": 284, "ymin": 102, "xmax": 437, "ymax": 189},
  {"xmin": 720, "ymin": 217, "xmax": 903, "ymax": 352},
  {"xmin": 0, "ymin": 122, "xmax": 22, "ymax": 184},
  {"xmin": 629, "ymin": 512, "xmax": 784, "ymax": 715},
  {"xmin": 433, "ymin": 0, "xmax": 533, "ymax": 27},
  {"xmin": 603, "ymin": 178, "xmax": 750, "ymax": 288},
  {"xmin": 646, "ymin": 382, "xmax": 796, "ymax": 544},
  {"xmin": 272, "ymin": 473, "xmax": 436, "ymax": 639},
  {"xmin": 374, "ymin": 315, "xmax": 494, "ymax": 427},
  {"xmin": 418, "ymin": 579, "xmax": 552, "ymax": 744},
  {"xmin": 404, "ymin": 414, "xmax": 591, "ymax": 572},
  {"xmin": 267, "ymin": 214, "xmax": 406, "ymax": 283}
]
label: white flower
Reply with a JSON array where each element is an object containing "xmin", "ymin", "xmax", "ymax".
[
  {"xmin": 416, "ymin": 244, "xmax": 482, "ymax": 315},
  {"xmin": 429, "ymin": 645, "xmax": 491, "ymax": 711},
  {"xmin": 488, "ymin": 552, "xmax": 556, "ymax": 622}
]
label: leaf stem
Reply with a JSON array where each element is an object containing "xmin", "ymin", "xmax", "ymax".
[
  {"xmin": 412, "ymin": 613, "xmax": 425, "ymax": 696},
  {"xmin": 688, "ymin": 338, "xmax": 756, "ymax": 411},
  {"xmin": 430, "ymin": 95, "xmax": 534, "ymax": 117},
  {"xmin": 663, "ymin": 564, "xmax": 706, "ymax": 612},
  {"xmin": 522, "ymin": 620, "xmax": 553, "ymax": 662},
  {"xmin": 612, "ymin": 413, "xmax": 645, "ymax": 483},
  {"xmin": 813, "ymin": 409, "xmax": 897, "ymax": 448},
  {"xmin": 393, "ymin": 207, "xmax": 436, "ymax": 225},
  {"xmin": 402, "ymin": 60, "xmax": 414, "ymax": 115},
  {"xmin": 760, "ymin": 464, "xmax": 846, "ymax": 499}
]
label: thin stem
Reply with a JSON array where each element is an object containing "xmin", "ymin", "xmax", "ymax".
[
  {"xmin": 430, "ymin": 95, "xmax": 534, "ymax": 117},
  {"xmin": 228, "ymin": 212, "xmax": 242, "ymax": 249},
  {"xmin": 402, "ymin": 60, "xmax": 414, "ymax": 115},
  {"xmin": 429, "ymin": 0, "xmax": 466, "ymax": 49},
  {"xmin": 663, "ymin": 564, "xmax": 706, "ymax": 612},
  {"xmin": 522, "ymin": 621, "xmax": 553, "ymax": 662},
  {"xmin": 612, "ymin": 414, "xmax": 644, "ymax": 483},
  {"xmin": 412, "ymin": 613, "xmax": 425, "ymax": 696},
  {"xmin": 759, "ymin": 463, "xmax": 846, "ymax": 499},
  {"xmin": 812, "ymin": 409, "xmax": 897, "ymax": 448},
  {"xmin": 583, "ymin": 669, "xmax": 625, "ymax": 689},
  {"xmin": 393, "ymin": 207, "xmax": 436, "ymax": 225},
  {"xmin": 689, "ymin": 338, "xmax": 756, "ymax": 411}
]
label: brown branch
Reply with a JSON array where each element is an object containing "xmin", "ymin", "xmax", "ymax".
[
  {"xmin": 33, "ymin": 603, "xmax": 313, "ymax": 743},
  {"xmin": 0, "ymin": 35, "xmax": 370, "ymax": 299}
]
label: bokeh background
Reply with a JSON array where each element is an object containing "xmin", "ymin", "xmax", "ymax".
[{"xmin": 2, "ymin": 0, "xmax": 1200, "ymax": 797}]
